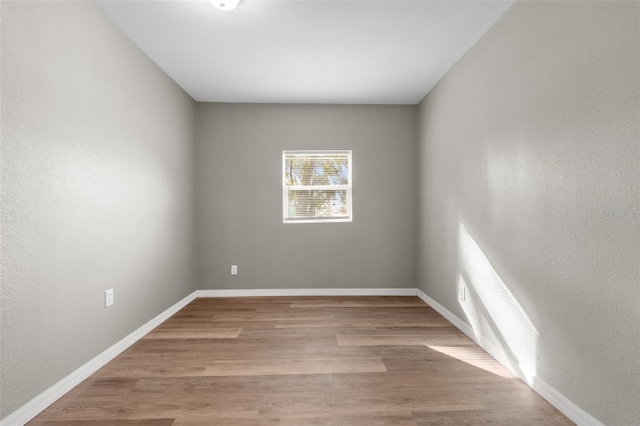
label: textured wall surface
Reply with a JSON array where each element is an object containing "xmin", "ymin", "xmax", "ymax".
[
  {"xmin": 196, "ymin": 103, "xmax": 417, "ymax": 290},
  {"xmin": 417, "ymin": 1, "xmax": 639, "ymax": 424},
  {"xmin": 1, "ymin": 1, "xmax": 196, "ymax": 418}
]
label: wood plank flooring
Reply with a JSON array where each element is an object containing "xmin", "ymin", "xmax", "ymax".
[{"xmin": 29, "ymin": 296, "xmax": 573, "ymax": 425}]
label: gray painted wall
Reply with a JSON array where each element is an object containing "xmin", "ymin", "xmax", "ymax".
[
  {"xmin": 2, "ymin": 0, "xmax": 637, "ymax": 423},
  {"xmin": 417, "ymin": 1, "xmax": 639, "ymax": 424},
  {"xmin": 196, "ymin": 103, "xmax": 417, "ymax": 290},
  {"xmin": 1, "ymin": 0, "xmax": 196, "ymax": 418}
]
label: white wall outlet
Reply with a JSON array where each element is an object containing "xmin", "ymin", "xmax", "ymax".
[
  {"xmin": 231, "ymin": 265, "xmax": 238, "ymax": 275},
  {"xmin": 105, "ymin": 288, "xmax": 114, "ymax": 307},
  {"xmin": 458, "ymin": 286, "xmax": 466, "ymax": 301}
]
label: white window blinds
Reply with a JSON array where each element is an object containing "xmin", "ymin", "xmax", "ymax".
[{"xmin": 282, "ymin": 150, "xmax": 352, "ymax": 223}]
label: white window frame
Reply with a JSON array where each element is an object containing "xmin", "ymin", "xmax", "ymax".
[{"xmin": 282, "ymin": 150, "xmax": 353, "ymax": 224}]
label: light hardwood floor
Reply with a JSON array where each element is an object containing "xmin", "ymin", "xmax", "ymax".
[{"xmin": 29, "ymin": 296, "xmax": 573, "ymax": 425}]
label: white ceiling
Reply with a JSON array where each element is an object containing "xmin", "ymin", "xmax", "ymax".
[{"xmin": 95, "ymin": 0, "xmax": 513, "ymax": 105}]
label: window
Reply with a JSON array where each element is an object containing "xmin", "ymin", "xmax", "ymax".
[{"xmin": 283, "ymin": 150, "xmax": 352, "ymax": 223}]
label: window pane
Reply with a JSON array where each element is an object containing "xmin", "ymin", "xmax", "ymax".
[
  {"xmin": 285, "ymin": 154, "xmax": 349, "ymax": 187},
  {"xmin": 287, "ymin": 189, "xmax": 348, "ymax": 218}
]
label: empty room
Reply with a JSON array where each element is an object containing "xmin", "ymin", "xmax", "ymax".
[{"xmin": 1, "ymin": 0, "xmax": 638, "ymax": 425}]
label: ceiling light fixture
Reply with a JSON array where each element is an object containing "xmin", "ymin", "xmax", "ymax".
[{"xmin": 210, "ymin": 0, "xmax": 241, "ymax": 12}]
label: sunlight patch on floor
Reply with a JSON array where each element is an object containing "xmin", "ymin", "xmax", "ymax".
[{"xmin": 427, "ymin": 345, "xmax": 516, "ymax": 378}]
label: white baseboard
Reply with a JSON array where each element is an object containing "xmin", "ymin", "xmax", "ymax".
[
  {"xmin": 530, "ymin": 375, "xmax": 604, "ymax": 426},
  {"xmin": 416, "ymin": 289, "xmax": 526, "ymax": 381},
  {"xmin": 415, "ymin": 289, "xmax": 603, "ymax": 426},
  {"xmin": 0, "ymin": 292, "xmax": 197, "ymax": 426},
  {"xmin": 415, "ymin": 289, "xmax": 476, "ymax": 338},
  {"xmin": 196, "ymin": 287, "xmax": 417, "ymax": 297}
]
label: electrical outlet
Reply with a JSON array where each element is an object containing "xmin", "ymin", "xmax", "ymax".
[
  {"xmin": 105, "ymin": 289, "xmax": 114, "ymax": 307},
  {"xmin": 458, "ymin": 286, "xmax": 466, "ymax": 301},
  {"xmin": 231, "ymin": 265, "xmax": 238, "ymax": 275}
]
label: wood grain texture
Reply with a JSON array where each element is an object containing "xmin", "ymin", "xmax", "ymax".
[
  {"xmin": 28, "ymin": 297, "xmax": 573, "ymax": 425},
  {"xmin": 143, "ymin": 328, "xmax": 242, "ymax": 339},
  {"xmin": 204, "ymin": 357, "xmax": 387, "ymax": 376}
]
